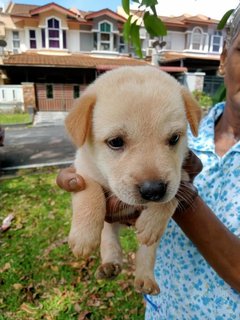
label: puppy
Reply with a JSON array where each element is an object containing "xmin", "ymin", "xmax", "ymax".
[{"xmin": 65, "ymin": 66, "xmax": 202, "ymax": 295}]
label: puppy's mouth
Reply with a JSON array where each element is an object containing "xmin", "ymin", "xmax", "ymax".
[{"xmin": 111, "ymin": 180, "xmax": 177, "ymax": 206}]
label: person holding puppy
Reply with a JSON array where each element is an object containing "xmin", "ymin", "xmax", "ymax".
[{"xmin": 57, "ymin": 5, "xmax": 240, "ymax": 319}]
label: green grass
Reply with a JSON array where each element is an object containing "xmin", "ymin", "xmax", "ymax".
[
  {"xmin": 0, "ymin": 169, "xmax": 145, "ymax": 319},
  {"xmin": 0, "ymin": 113, "xmax": 31, "ymax": 125}
]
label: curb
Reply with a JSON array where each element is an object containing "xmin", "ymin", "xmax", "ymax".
[{"xmin": 0, "ymin": 160, "xmax": 73, "ymax": 179}]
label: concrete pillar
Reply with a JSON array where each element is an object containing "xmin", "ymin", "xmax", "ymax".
[{"xmin": 21, "ymin": 82, "xmax": 37, "ymax": 113}]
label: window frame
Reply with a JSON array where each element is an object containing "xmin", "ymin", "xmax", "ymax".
[
  {"xmin": 12, "ymin": 31, "xmax": 20, "ymax": 53},
  {"xmin": 29, "ymin": 29, "xmax": 37, "ymax": 49},
  {"xmin": 46, "ymin": 84, "xmax": 54, "ymax": 99},
  {"xmin": 210, "ymin": 31, "xmax": 223, "ymax": 53},
  {"xmin": 41, "ymin": 17, "xmax": 67, "ymax": 50},
  {"xmin": 73, "ymin": 85, "xmax": 80, "ymax": 99}
]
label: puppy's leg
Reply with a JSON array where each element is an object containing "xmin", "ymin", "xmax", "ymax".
[
  {"xmin": 134, "ymin": 242, "xmax": 160, "ymax": 295},
  {"xmin": 96, "ymin": 222, "xmax": 123, "ymax": 279},
  {"xmin": 68, "ymin": 177, "xmax": 106, "ymax": 258},
  {"xmin": 136, "ymin": 200, "xmax": 178, "ymax": 246}
]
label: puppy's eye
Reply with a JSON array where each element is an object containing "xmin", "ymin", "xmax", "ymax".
[
  {"xmin": 169, "ymin": 134, "xmax": 180, "ymax": 146},
  {"xmin": 106, "ymin": 137, "xmax": 124, "ymax": 150}
]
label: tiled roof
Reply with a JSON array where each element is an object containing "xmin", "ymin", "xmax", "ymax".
[
  {"xmin": 5, "ymin": 3, "xmax": 39, "ymax": 16},
  {"xmin": 162, "ymin": 51, "xmax": 220, "ymax": 62},
  {"xmin": 129, "ymin": 10, "xmax": 219, "ymax": 27},
  {"xmin": 3, "ymin": 52, "xmax": 149, "ymax": 68}
]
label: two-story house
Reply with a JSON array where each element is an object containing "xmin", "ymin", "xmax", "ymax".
[
  {"xmin": 0, "ymin": 2, "xmax": 148, "ymax": 111},
  {"xmin": 0, "ymin": 2, "xmax": 224, "ymax": 112},
  {"xmin": 120, "ymin": 8, "xmax": 225, "ymax": 95}
]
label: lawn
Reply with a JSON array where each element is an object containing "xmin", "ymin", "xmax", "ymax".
[
  {"xmin": 0, "ymin": 113, "xmax": 32, "ymax": 125},
  {"xmin": 0, "ymin": 169, "xmax": 145, "ymax": 320}
]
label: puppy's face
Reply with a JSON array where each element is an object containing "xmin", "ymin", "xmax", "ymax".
[{"xmin": 66, "ymin": 66, "xmax": 202, "ymax": 206}]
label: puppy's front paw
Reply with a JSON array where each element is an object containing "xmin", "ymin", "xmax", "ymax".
[
  {"xmin": 136, "ymin": 215, "xmax": 164, "ymax": 246},
  {"xmin": 134, "ymin": 276, "xmax": 160, "ymax": 295},
  {"xmin": 95, "ymin": 263, "xmax": 122, "ymax": 279},
  {"xmin": 68, "ymin": 228, "xmax": 101, "ymax": 258}
]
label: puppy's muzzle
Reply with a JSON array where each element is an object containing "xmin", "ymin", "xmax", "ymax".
[{"xmin": 138, "ymin": 180, "xmax": 167, "ymax": 202}]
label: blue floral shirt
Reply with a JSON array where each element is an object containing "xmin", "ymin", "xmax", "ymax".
[{"xmin": 145, "ymin": 102, "xmax": 240, "ymax": 320}]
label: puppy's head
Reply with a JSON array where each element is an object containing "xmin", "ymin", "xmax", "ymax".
[{"xmin": 65, "ymin": 66, "xmax": 202, "ymax": 205}]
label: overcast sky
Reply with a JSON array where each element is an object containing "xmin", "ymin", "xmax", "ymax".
[{"xmin": 2, "ymin": 0, "xmax": 240, "ymax": 20}]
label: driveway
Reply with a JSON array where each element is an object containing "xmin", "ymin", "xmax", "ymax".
[{"xmin": 0, "ymin": 119, "xmax": 76, "ymax": 176}]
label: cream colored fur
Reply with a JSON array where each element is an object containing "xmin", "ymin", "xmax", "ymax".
[{"xmin": 65, "ymin": 66, "xmax": 202, "ymax": 295}]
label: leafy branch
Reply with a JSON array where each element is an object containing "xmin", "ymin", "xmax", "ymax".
[{"xmin": 122, "ymin": 0, "xmax": 167, "ymax": 57}]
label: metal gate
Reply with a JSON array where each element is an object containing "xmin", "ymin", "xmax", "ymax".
[{"xmin": 36, "ymin": 83, "xmax": 86, "ymax": 111}]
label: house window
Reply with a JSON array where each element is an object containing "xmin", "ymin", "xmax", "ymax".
[
  {"xmin": 73, "ymin": 85, "xmax": 80, "ymax": 99},
  {"xmin": 46, "ymin": 84, "xmax": 53, "ymax": 99},
  {"xmin": 93, "ymin": 32, "xmax": 98, "ymax": 50},
  {"xmin": 211, "ymin": 31, "xmax": 222, "ymax": 53},
  {"xmin": 29, "ymin": 30, "xmax": 37, "ymax": 49},
  {"xmin": 63, "ymin": 30, "xmax": 67, "ymax": 49},
  {"xmin": 99, "ymin": 22, "xmax": 111, "ymax": 51},
  {"xmin": 12, "ymin": 31, "xmax": 20, "ymax": 53},
  {"xmin": 119, "ymin": 36, "xmax": 125, "ymax": 53},
  {"xmin": 48, "ymin": 18, "xmax": 60, "ymax": 48},
  {"xmin": 41, "ymin": 29, "xmax": 46, "ymax": 48},
  {"xmin": 41, "ymin": 17, "xmax": 67, "ymax": 50},
  {"xmin": 191, "ymin": 27, "xmax": 204, "ymax": 51}
]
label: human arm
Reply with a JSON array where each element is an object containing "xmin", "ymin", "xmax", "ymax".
[{"xmin": 173, "ymin": 196, "xmax": 240, "ymax": 293}]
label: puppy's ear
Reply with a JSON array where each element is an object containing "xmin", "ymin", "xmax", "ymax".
[
  {"xmin": 181, "ymin": 87, "xmax": 203, "ymax": 137},
  {"xmin": 65, "ymin": 93, "xmax": 96, "ymax": 146}
]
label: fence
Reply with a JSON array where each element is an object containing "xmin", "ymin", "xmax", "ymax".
[{"xmin": 0, "ymin": 85, "xmax": 24, "ymax": 112}]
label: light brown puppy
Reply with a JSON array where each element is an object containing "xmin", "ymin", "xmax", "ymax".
[{"xmin": 65, "ymin": 66, "xmax": 202, "ymax": 295}]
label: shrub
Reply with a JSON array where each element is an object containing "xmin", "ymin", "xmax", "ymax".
[{"xmin": 192, "ymin": 90, "xmax": 213, "ymax": 110}]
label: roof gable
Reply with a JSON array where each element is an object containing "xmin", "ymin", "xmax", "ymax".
[
  {"xmin": 85, "ymin": 8, "xmax": 126, "ymax": 23},
  {"xmin": 29, "ymin": 2, "xmax": 77, "ymax": 18}
]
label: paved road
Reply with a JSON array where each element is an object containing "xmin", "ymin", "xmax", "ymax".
[{"xmin": 0, "ymin": 124, "xmax": 76, "ymax": 175}]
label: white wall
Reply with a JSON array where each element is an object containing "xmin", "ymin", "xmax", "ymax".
[
  {"xmin": 68, "ymin": 30, "xmax": 80, "ymax": 52},
  {"xmin": 0, "ymin": 85, "xmax": 24, "ymax": 111}
]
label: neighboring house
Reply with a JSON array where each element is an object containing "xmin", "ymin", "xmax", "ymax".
[
  {"xmin": 121, "ymin": 8, "xmax": 225, "ymax": 95},
  {"xmin": 0, "ymin": 2, "xmax": 224, "ymax": 112}
]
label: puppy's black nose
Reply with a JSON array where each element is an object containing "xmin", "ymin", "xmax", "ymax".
[{"xmin": 139, "ymin": 180, "xmax": 167, "ymax": 202}]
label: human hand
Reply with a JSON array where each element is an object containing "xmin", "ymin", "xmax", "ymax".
[
  {"xmin": 182, "ymin": 149, "xmax": 203, "ymax": 182},
  {"xmin": 175, "ymin": 150, "xmax": 202, "ymax": 213},
  {"xmin": 56, "ymin": 166, "xmax": 140, "ymax": 223}
]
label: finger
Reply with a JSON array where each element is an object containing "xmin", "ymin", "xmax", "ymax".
[
  {"xmin": 183, "ymin": 150, "xmax": 203, "ymax": 181},
  {"xmin": 56, "ymin": 168, "xmax": 86, "ymax": 192},
  {"xmin": 68, "ymin": 175, "xmax": 86, "ymax": 192},
  {"xmin": 106, "ymin": 196, "xmax": 122, "ymax": 215}
]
